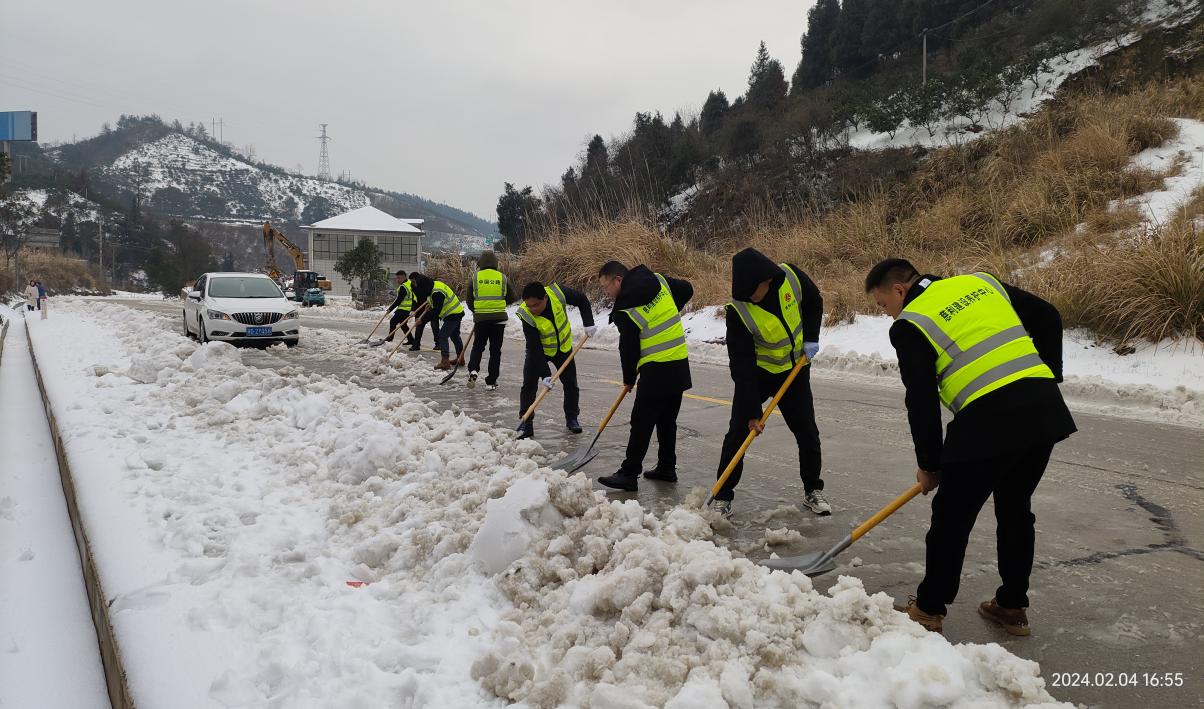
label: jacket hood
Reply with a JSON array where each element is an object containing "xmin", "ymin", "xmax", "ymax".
[
  {"xmin": 731, "ymin": 248, "xmax": 781, "ymax": 301},
  {"xmin": 613, "ymin": 265, "xmax": 661, "ymax": 311},
  {"xmin": 478, "ymin": 250, "xmax": 499, "ymax": 270}
]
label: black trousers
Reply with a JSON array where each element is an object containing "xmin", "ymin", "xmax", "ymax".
[
  {"xmin": 519, "ymin": 350, "xmax": 579, "ymax": 427},
  {"xmin": 916, "ymin": 441, "xmax": 1054, "ymax": 616},
  {"xmin": 411, "ymin": 315, "xmax": 438, "ymax": 347},
  {"xmin": 714, "ymin": 366, "xmax": 822, "ymax": 501},
  {"xmin": 385, "ymin": 309, "xmax": 409, "ymax": 341},
  {"xmin": 437, "ymin": 314, "xmax": 464, "ymax": 358},
  {"xmin": 467, "ymin": 322, "xmax": 506, "ymax": 385},
  {"xmin": 618, "ymin": 384, "xmax": 684, "ymax": 476}
]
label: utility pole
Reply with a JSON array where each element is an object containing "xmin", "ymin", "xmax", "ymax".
[
  {"xmin": 98, "ymin": 216, "xmax": 104, "ymax": 284},
  {"xmin": 316, "ymin": 124, "xmax": 331, "ymax": 181},
  {"xmin": 218, "ymin": 117, "xmax": 224, "ymax": 145},
  {"xmin": 922, "ymin": 28, "xmax": 928, "ymax": 86}
]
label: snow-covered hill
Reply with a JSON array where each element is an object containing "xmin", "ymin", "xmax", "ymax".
[{"xmin": 96, "ymin": 133, "xmax": 371, "ymax": 226}]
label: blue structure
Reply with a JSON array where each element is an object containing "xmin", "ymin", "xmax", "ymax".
[{"xmin": 0, "ymin": 111, "xmax": 37, "ymax": 141}]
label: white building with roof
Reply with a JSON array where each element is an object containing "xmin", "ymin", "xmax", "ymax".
[{"xmin": 303, "ymin": 206, "xmax": 424, "ymax": 296}]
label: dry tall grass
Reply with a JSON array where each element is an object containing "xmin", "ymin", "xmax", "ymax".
[
  {"xmin": 1, "ymin": 250, "xmax": 102, "ymax": 296},
  {"xmin": 479, "ymin": 81, "xmax": 1203, "ymax": 343}
]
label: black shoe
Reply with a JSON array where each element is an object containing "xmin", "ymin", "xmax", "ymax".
[
  {"xmin": 598, "ymin": 473, "xmax": 638, "ymax": 491},
  {"xmin": 566, "ymin": 417, "xmax": 582, "ymax": 434},
  {"xmin": 408, "ymin": 344, "xmax": 421, "ymax": 351},
  {"xmin": 516, "ymin": 421, "xmax": 534, "ymax": 440},
  {"xmin": 643, "ymin": 468, "xmax": 677, "ymax": 482}
]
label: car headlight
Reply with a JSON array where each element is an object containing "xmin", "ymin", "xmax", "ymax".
[
  {"xmin": 206, "ymin": 309, "xmax": 232, "ymax": 321},
  {"xmin": 283, "ymin": 310, "xmax": 299, "ymax": 320}
]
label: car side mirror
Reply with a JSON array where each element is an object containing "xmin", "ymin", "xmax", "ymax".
[{"xmin": 187, "ymin": 290, "xmax": 201, "ymax": 301}]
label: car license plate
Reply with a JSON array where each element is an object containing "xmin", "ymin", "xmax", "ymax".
[{"xmin": 246, "ymin": 326, "xmax": 273, "ymax": 337}]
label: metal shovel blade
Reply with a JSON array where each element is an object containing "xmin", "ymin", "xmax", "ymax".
[
  {"xmin": 550, "ymin": 442, "xmax": 600, "ymax": 472},
  {"xmin": 758, "ymin": 551, "xmax": 838, "ymax": 577}
]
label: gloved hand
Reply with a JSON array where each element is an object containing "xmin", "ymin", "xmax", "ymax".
[
  {"xmin": 540, "ymin": 376, "xmax": 555, "ymax": 391},
  {"xmin": 803, "ymin": 341, "xmax": 819, "ymax": 360},
  {"xmin": 584, "ymin": 325, "xmax": 598, "ymax": 337}
]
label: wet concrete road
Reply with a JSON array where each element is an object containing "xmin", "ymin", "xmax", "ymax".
[{"xmin": 121, "ymin": 301, "xmax": 1204, "ymax": 707}]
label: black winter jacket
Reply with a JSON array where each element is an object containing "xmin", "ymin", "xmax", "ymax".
[
  {"xmin": 609, "ymin": 265, "xmax": 693, "ymax": 391},
  {"xmin": 890, "ymin": 274, "xmax": 1077, "ymax": 471},
  {"xmin": 521, "ymin": 285, "xmax": 595, "ymax": 377},
  {"xmin": 726, "ymin": 252, "xmax": 823, "ymax": 420}
]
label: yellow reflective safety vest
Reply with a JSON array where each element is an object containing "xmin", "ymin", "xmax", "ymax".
[
  {"xmin": 472, "ymin": 268, "xmax": 509, "ymax": 316},
  {"xmin": 429, "ymin": 280, "xmax": 464, "ymax": 318},
  {"xmin": 899, "ymin": 272, "xmax": 1054, "ymax": 414},
  {"xmin": 621, "ymin": 273, "xmax": 688, "ymax": 370},
  {"xmin": 517, "ymin": 283, "xmax": 573, "ymax": 356},
  {"xmin": 726, "ymin": 264, "xmax": 807, "ymax": 374},
  {"xmin": 397, "ymin": 281, "xmax": 414, "ymax": 310}
]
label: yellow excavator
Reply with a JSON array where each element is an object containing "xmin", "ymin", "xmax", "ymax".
[{"xmin": 262, "ymin": 221, "xmax": 331, "ymax": 301}]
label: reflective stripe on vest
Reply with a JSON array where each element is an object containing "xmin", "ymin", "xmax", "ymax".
[
  {"xmin": 472, "ymin": 268, "xmax": 509, "ymax": 315},
  {"xmin": 899, "ymin": 272, "xmax": 1054, "ymax": 413},
  {"xmin": 621, "ymin": 273, "xmax": 688, "ymax": 370},
  {"xmin": 517, "ymin": 284, "xmax": 572, "ymax": 356},
  {"xmin": 428, "ymin": 280, "xmax": 464, "ymax": 318},
  {"xmin": 726, "ymin": 263, "xmax": 807, "ymax": 374},
  {"xmin": 398, "ymin": 281, "xmax": 414, "ymax": 310}
]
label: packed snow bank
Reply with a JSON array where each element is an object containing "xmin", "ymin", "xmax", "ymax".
[
  {"xmin": 25, "ymin": 300, "xmax": 1069, "ymax": 707},
  {"xmin": 1114, "ymin": 117, "xmax": 1204, "ymax": 225},
  {"xmin": 0, "ymin": 308, "xmax": 109, "ymax": 708}
]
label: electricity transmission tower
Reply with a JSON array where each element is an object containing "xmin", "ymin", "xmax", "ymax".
[{"xmin": 316, "ymin": 124, "xmax": 332, "ymax": 180}]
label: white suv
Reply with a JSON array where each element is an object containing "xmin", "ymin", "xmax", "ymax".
[{"xmin": 182, "ymin": 272, "xmax": 300, "ymax": 346}]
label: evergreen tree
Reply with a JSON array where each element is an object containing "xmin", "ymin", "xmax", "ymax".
[
  {"xmin": 301, "ymin": 196, "xmax": 334, "ymax": 225},
  {"xmin": 831, "ymin": 0, "xmax": 872, "ymax": 78},
  {"xmin": 700, "ymin": 90, "xmax": 730, "ymax": 139},
  {"xmin": 792, "ymin": 0, "xmax": 841, "ymax": 92},
  {"xmin": 496, "ymin": 183, "xmax": 541, "ymax": 251},
  {"xmin": 861, "ymin": 0, "xmax": 904, "ymax": 55},
  {"xmin": 746, "ymin": 41, "xmax": 788, "ymax": 112},
  {"xmin": 581, "ymin": 135, "xmax": 609, "ymax": 188},
  {"xmin": 62, "ymin": 212, "xmax": 80, "ymax": 255},
  {"xmin": 333, "ymin": 238, "xmax": 386, "ymax": 292},
  {"xmin": 221, "ymin": 251, "xmax": 236, "ymax": 271}
]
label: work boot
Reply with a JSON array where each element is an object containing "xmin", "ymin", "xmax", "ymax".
[
  {"xmin": 978, "ymin": 598, "xmax": 1031, "ymax": 636},
  {"xmin": 515, "ymin": 420, "xmax": 534, "ymax": 440},
  {"xmin": 598, "ymin": 473, "xmax": 638, "ymax": 491},
  {"xmin": 467, "ymin": 372, "xmax": 478, "ymax": 389},
  {"xmin": 434, "ymin": 357, "xmax": 452, "ymax": 371},
  {"xmin": 893, "ymin": 597, "xmax": 944, "ymax": 633},
  {"xmin": 643, "ymin": 467, "xmax": 678, "ymax": 482},
  {"xmin": 408, "ymin": 343, "xmax": 421, "ymax": 351},
  {"xmin": 708, "ymin": 499, "xmax": 733, "ymax": 517},
  {"xmin": 803, "ymin": 489, "xmax": 832, "ymax": 516},
  {"xmin": 566, "ymin": 417, "xmax": 583, "ymax": 434}
]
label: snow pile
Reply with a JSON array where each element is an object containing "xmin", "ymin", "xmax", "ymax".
[
  {"xmin": 24, "ymin": 300, "xmax": 1069, "ymax": 707},
  {"xmin": 1113, "ymin": 117, "xmax": 1204, "ymax": 225}
]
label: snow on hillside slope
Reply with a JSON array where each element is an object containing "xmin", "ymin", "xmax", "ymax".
[
  {"xmin": 97, "ymin": 133, "xmax": 370, "ymax": 223},
  {"xmin": 1114, "ymin": 117, "xmax": 1204, "ymax": 225},
  {"xmin": 23, "ymin": 301, "xmax": 1070, "ymax": 708}
]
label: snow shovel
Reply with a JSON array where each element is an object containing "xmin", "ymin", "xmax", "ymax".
[
  {"xmin": 384, "ymin": 303, "xmax": 429, "ymax": 362},
  {"xmin": 357, "ymin": 308, "xmax": 391, "ymax": 345},
  {"xmin": 517, "ymin": 334, "xmax": 591, "ymax": 426},
  {"xmin": 706, "ymin": 354, "xmax": 810, "ymax": 506},
  {"xmin": 439, "ymin": 326, "xmax": 477, "ymax": 385},
  {"xmin": 551, "ymin": 384, "xmax": 629, "ymax": 471},
  {"xmin": 759, "ymin": 483, "xmax": 923, "ymax": 577}
]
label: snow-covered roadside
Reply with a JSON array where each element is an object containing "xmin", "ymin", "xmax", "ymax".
[
  {"xmin": 0, "ymin": 306, "xmax": 109, "ymax": 708},
  {"xmin": 24, "ymin": 300, "xmax": 1069, "ymax": 707}
]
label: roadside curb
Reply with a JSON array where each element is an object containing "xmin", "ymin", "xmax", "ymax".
[{"xmin": 25, "ymin": 318, "xmax": 135, "ymax": 709}]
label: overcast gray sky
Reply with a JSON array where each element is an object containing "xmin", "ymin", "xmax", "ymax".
[{"xmin": 2, "ymin": 1, "xmax": 814, "ymax": 219}]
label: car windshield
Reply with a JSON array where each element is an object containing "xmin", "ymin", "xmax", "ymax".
[{"xmin": 207, "ymin": 277, "xmax": 283, "ymax": 299}]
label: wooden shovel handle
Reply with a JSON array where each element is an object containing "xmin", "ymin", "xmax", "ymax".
[
  {"xmin": 708, "ymin": 354, "xmax": 810, "ymax": 502},
  {"xmin": 851, "ymin": 483, "xmax": 922, "ymax": 542},
  {"xmin": 384, "ymin": 302, "xmax": 429, "ymax": 361},
  {"xmin": 364, "ymin": 307, "xmax": 390, "ymax": 341}
]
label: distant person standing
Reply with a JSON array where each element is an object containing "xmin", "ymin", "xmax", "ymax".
[
  {"xmin": 24, "ymin": 280, "xmax": 37, "ymax": 311},
  {"xmin": 37, "ymin": 281, "xmax": 48, "ymax": 319},
  {"xmin": 407, "ymin": 271, "xmax": 438, "ymax": 351},
  {"xmin": 465, "ymin": 251, "xmax": 517, "ymax": 390}
]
